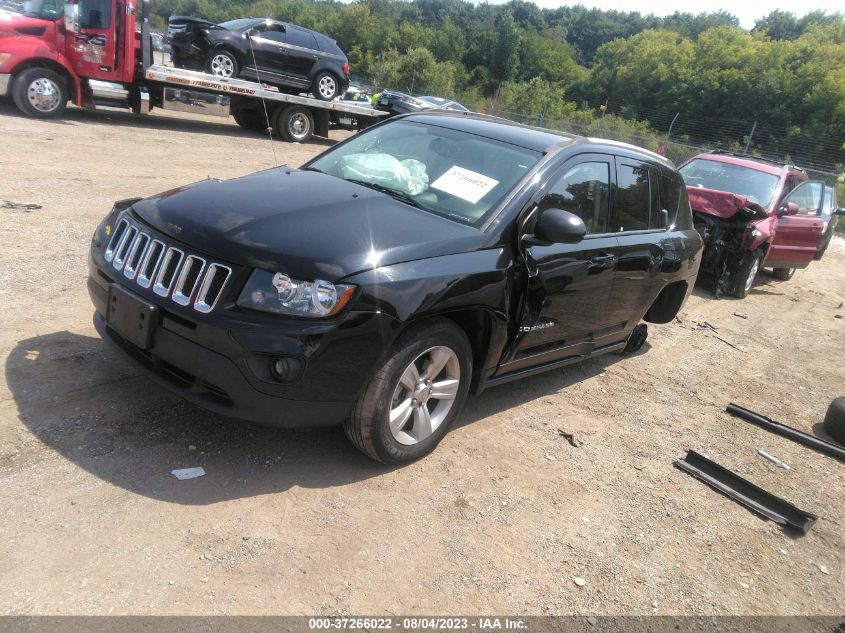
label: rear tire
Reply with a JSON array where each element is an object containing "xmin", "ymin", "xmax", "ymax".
[
  {"xmin": 12, "ymin": 67, "xmax": 68, "ymax": 119},
  {"xmin": 733, "ymin": 249, "xmax": 762, "ymax": 299},
  {"xmin": 273, "ymin": 105, "xmax": 314, "ymax": 143},
  {"xmin": 772, "ymin": 267, "xmax": 795, "ymax": 281},
  {"xmin": 345, "ymin": 318, "xmax": 472, "ymax": 464},
  {"xmin": 312, "ymin": 71, "xmax": 340, "ymax": 101},
  {"xmin": 232, "ymin": 107, "xmax": 269, "ymax": 132}
]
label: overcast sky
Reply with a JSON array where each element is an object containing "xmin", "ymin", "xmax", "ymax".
[{"xmin": 490, "ymin": 1, "xmax": 842, "ymax": 30}]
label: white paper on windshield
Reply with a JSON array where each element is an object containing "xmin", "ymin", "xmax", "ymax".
[{"xmin": 431, "ymin": 166, "xmax": 499, "ymax": 204}]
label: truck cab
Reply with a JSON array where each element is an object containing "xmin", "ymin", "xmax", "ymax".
[{"xmin": 0, "ymin": 0, "xmax": 146, "ymax": 117}]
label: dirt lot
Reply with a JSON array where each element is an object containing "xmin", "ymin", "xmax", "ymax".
[{"xmin": 0, "ymin": 101, "xmax": 843, "ymax": 616}]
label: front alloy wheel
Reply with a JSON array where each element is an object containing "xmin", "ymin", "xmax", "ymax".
[
  {"xmin": 345, "ymin": 318, "xmax": 472, "ymax": 464},
  {"xmin": 208, "ymin": 51, "xmax": 238, "ymax": 79},
  {"xmin": 389, "ymin": 346, "xmax": 460, "ymax": 446}
]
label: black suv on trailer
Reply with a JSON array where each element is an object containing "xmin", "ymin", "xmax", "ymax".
[
  {"xmin": 168, "ymin": 16, "xmax": 350, "ymax": 100},
  {"xmin": 88, "ymin": 113, "xmax": 702, "ymax": 463}
]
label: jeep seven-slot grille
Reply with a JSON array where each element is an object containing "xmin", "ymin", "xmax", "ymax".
[{"xmin": 104, "ymin": 217, "xmax": 232, "ymax": 313}]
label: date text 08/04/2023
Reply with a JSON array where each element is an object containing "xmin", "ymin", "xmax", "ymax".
[{"xmin": 308, "ymin": 617, "xmax": 528, "ymax": 630}]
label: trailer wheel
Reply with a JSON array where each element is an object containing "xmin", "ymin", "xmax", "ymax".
[
  {"xmin": 232, "ymin": 108, "xmax": 269, "ymax": 132},
  {"xmin": 12, "ymin": 67, "xmax": 68, "ymax": 119},
  {"xmin": 274, "ymin": 106, "xmax": 314, "ymax": 143},
  {"xmin": 312, "ymin": 71, "xmax": 340, "ymax": 101},
  {"xmin": 772, "ymin": 267, "xmax": 795, "ymax": 281}
]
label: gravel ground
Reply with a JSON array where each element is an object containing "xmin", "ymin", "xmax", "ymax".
[{"xmin": 0, "ymin": 100, "xmax": 843, "ymax": 615}]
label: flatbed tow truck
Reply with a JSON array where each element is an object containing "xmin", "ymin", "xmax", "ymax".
[{"xmin": 0, "ymin": 0, "xmax": 386, "ymax": 142}]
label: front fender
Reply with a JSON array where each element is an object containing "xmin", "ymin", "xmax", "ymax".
[
  {"xmin": 2, "ymin": 37, "xmax": 82, "ymax": 105},
  {"xmin": 750, "ymin": 214, "xmax": 776, "ymax": 251}
]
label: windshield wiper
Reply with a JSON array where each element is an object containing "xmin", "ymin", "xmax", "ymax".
[{"xmin": 345, "ymin": 179, "xmax": 427, "ymax": 211}]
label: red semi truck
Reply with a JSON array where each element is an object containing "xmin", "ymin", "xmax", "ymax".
[{"xmin": 0, "ymin": 0, "xmax": 384, "ymax": 142}]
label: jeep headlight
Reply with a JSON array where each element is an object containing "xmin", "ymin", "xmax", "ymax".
[{"xmin": 237, "ymin": 270, "xmax": 355, "ymax": 318}]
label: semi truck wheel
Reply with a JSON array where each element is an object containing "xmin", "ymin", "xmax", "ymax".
[
  {"xmin": 345, "ymin": 318, "xmax": 472, "ymax": 464},
  {"xmin": 274, "ymin": 105, "xmax": 314, "ymax": 143},
  {"xmin": 12, "ymin": 68, "xmax": 68, "ymax": 119},
  {"xmin": 232, "ymin": 107, "xmax": 269, "ymax": 132},
  {"xmin": 823, "ymin": 396, "xmax": 845, "ymax": 445}
]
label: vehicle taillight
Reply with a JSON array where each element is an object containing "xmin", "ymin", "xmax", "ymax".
[{"xmin": 343, "ymin": 62, "xmax": 349, "ymax": 76}]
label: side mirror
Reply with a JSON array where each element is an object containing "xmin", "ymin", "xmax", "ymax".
[
  {"xmin": 777, "ymin": 201, "xmax": 799, "ymax": 218},
  {"xmin": 64, "ymin": 3, "xmax": 79, "ymax": 33},
  {"xmin": 528, "ymin": 208, "xmax": 586, "ymax": 245},
  {"xmin": 834, "ymin": 208, "xmax": 845, "ymax": 217}
]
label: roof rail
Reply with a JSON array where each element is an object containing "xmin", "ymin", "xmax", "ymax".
[{"xmin": 707, "ymin": 149, "xmax": 805, "ymax": 172}]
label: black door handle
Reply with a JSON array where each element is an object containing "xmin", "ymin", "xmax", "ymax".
[{"xmin": 590, "ymin": 254, "xmax": 617, "ymax": 268}]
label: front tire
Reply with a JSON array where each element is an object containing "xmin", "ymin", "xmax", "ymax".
[
  {"xmin": 312, "ymin": 71, "xmax": 340, "ymax": 101},
  {"xmin": 12, "ymin": 67, "xmax": 68, "ymax": 119},
  {"xmin": 207, "ymin": 50, "xmax": 239, "ymax": 79},
  {"xmin": 345, "ymin": 318, "xmax": 472, "ymax": 464},
  {"xmin": 772, "ymin": 267, "xmax": 795, "ymax": 281},
  {"xmin": 733, "ymin": 249, "xmax": 762, "ymax": 299}
]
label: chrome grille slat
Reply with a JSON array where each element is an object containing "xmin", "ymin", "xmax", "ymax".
[
  {"xmin": 112, "ymin": 226, "xmax": 138, "ymax": 271},
  {"xmin": 107, "ymin": 217, "xmax": 231, "ymax": 313},
  {"xmin": 104, "ymin": 218, "xmax": 129, "ymax": 262},
  {"xmin": 172, "ymin": 255, "xmax": 206, "ymax": 306},
  {"xmin": 153, "ymin": 247, "xmax": 184, "ymax": 297},
  {"xmin": 194, "ymin": 264, "xmax": 232, "ymax": 313},
  {"xmin": 137, "ymin": 239, "xmax": 165, "ymax": 288},
  {"xmin": 123, "ymin": 232, "xmax": 150, "ymax": 280}
]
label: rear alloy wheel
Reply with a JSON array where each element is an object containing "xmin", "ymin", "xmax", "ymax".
[
  {"xmin": 274, "ymin": 105, "xmax": 314, "ymax": 143},
  {"xmin": 312, "ymin": 71, "xmax": 340, "ymax": 101},
  {"xmin": 12, "ymin": 67, "xmax": 68, "ymax": 119},
  {"xmin": 733, "ymin": 250, "xmax": 762, "ymax": 299},
  {"xmin": 345, "ymin": 318, "xmax": 472, "ymax": 464},
  {"xmin": 207, "ymin": 50, "xmax": 239, "ymax": 79},
  {"xmin": 772, "ymin": 267, "xmax": 795, "ymax": 281}
]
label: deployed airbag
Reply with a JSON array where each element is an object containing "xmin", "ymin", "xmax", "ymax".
[{"xmin": 339, "ymin": 153, "xmax": 429, "ymax": 195}]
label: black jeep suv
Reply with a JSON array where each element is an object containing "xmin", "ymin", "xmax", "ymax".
[
  {"xmin": 167, "ymin": 16, "xmax": 350, "ymax": 100},
  {"xmin": 88, "ymin": 113, "xmax": 702, "ymax": 463}
]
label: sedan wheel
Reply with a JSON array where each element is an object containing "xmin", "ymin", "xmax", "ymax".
[{"xmin": 345, "ymin": 318, "xmax": 472, "ymax": 464}]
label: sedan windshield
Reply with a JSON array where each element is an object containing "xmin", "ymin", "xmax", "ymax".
[
  {"xmin": 306, "ymin": 120, "xmax": 542, "ymax": 226},
  {"xmin": 680, "ymin": 159, "xmax": 780, "ymax": 210}
]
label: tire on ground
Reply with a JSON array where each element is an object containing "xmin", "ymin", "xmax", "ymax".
[
  {"xmin": 273, "ymin": 105, "xmax": 314, "ymax": 143},
  {"xmin": 823, "ymin": 396, "xmax": 845, "ymax": 445},
  {"xmin": 232, "ymin": 107, "xmax": 270, "ymax": 131},
  {"xmin": 733, "ymin": 249, "xmax": 762, "ymax": 299},
  {"xmin": 344, "ymin": 318, "xmax": 472, "ymax": 464},
  {"xmin": 12, "ymin": 67, "xmax": 68, "ymax": 119},
  {"xmin": 772, "ymin": 267, "xmax": 795, "ymax": 281}
]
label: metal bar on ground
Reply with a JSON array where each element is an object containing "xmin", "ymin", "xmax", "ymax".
[
  {"xmin": 726, "ymin": 403, "xmax": 845, "ymax": 463},
  {"xmin": 674, "ymin": 450, "xmax": 817, "ymax": 535}
]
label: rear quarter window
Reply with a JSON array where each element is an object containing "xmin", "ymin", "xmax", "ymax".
[{"xmin": 316, "ymin": 34, "xmax": 343, "ymax": 55}]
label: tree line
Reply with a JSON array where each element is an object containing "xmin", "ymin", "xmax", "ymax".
[{"xmin": 151, "ymin": 0, "xmax": 845, "ymax": 172}]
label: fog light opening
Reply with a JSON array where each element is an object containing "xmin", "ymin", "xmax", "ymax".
[{"xmin": 270, "ymin": 356, "xmax": 303, "ymax": 382}]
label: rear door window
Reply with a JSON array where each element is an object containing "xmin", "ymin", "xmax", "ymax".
[
  {"xmin": 287, "ymin": 27, "xmax": 318, "ymax": 50},
  {"xmin": 612, "ymin": 159, "xmax": 655, "ymax": 232}
]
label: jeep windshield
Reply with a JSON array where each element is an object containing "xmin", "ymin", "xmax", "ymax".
[
  {"xmin": 680, "ymin": 159, "xmax": 780, "ymax": 210},
  {"xmin": 22, "ymin": 0, "xmax": 63, "ymax": 19},
  {"xmin": 305, "ymin": 120, "xmax": 542, "ymax": 226}
]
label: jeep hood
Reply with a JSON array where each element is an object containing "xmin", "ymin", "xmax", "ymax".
[
  {"xmin": 131, "ymin": 168, "xmax": 486, "ymax": 281},
  {"xmin": 687, "ymin": 186, "xmax": 769, "ymax": 222}
]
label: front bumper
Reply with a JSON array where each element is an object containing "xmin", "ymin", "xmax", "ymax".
[
  {"xmin": 0, "ymin": 74, "xmax": 11, "ymax": 97},
  {"xmin": 88, "ymin": 249, "xmax": 399, "ymax": 428}
]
